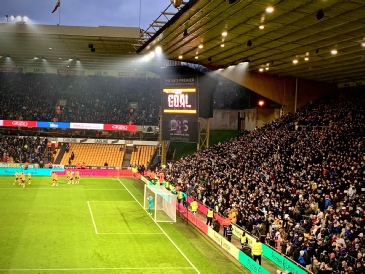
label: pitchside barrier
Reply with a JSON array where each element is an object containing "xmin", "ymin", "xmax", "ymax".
[
  {"xmin": 184, "ymin": 196, "xmax": 308, "ymax": 274},
  {"xmin": 140, "ymin": 176, "xmax": 270, "ymax": 274},
  {"xmin": 139, "ymin": 176, "xmax": 309, "ymax": 274}
]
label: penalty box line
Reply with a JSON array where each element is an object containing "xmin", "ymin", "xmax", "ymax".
[
  {"xmin": 117, "ymin": 179, "xmax": 201, "ymax": 274},
  {"xmin": 86, "ymin": 201, "xmax": 162, "ymax": 235}
]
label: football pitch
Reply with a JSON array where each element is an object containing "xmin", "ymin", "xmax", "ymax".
[{"xmin": 0, "ymin": 176, "xmax": 247, "ymax": 274}]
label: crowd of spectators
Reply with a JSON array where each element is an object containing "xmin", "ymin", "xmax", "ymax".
[
  {"xmin": 0, "ymin": 72, "xmax": 270, "ymax": 128},
  {"xmin": 0, "ymin": 73, "xmax": 161, "ymax": 125},
  {"xmin": 164, "ymin": 91, "xmax": 365, "ymax": 274},
  {"xmin": 0, "ymin": 136, "xmax": 47, "ymax": 164}
]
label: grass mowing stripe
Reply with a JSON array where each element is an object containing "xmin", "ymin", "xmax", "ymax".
[
  {"xmin": 117, "ymin": 179, "xmax": 201, "ymax": 274},
  {"xmin": 87, "ymin": 201, "xmax": 98, "ymax": 234}
]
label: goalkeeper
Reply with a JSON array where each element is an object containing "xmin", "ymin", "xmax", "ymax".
[{"xmin": 147, "ymin": 194, "xmax": 154, "ymax": 215}]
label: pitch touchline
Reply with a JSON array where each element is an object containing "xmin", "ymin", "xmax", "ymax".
[
  {"xmin": 0, "ymin": 188, "xmax": 127, "ymax": 190},
  {"xmin": 98, "ymin": 232, "xmax": 164, "ymax": 235},
  {"xmin": 117, "ymin": 179, "xmax": 201, "ymax": 274},
  {"xmin": 0, "ymin": 267, "xmax": 194, "ymax": 271}
]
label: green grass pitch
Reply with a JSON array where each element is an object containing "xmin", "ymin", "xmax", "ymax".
[{"xmin": 0, "ymin": 176, "xmax": 248, "ymax": 274}]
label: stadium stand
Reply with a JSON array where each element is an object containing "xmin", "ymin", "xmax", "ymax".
[
  {"xmin": 0, "ymin": 136, "xmax": 47, "ymax": 164},
  {"xmin": 164, "ymin": 90, "xmax": 365, "ymax": 273},
  {"xmin": 59, "ymin": 144, "xmax": 125, "ymax": 167},
  {"xmin": 0, "ymin": 73, "xmax": 161, "ymax": 125},
  {"xmin": 130, "ymin": 145, "xmax": 156, "ymax": 167}
]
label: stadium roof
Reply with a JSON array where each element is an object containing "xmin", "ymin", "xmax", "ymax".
[
  {"xmin": 0, "ymin": 23, "xmax": 142, "ymax": 71},
  {"xmin": 137, "ymin": 0, "xmax": 365, "ymax": 84}
]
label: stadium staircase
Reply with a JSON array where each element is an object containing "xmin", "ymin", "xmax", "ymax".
[
  {"xmin": 54, "ymin": 144, "xmax": 66, "ymax": 164},
  {"xmin": 122, "ymin": 146, "xmax": 133, "ymax": 167}
]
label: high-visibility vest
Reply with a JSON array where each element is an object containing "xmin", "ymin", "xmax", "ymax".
[
  {"xmin": 178, "ymin": 191, "xmax": 183, "ymax": 200},
  {"xmin": 207, "ymin": 209, "xmax": 214, "ymax": 218},
  {"xmin": 191, "ymin": 201, "xmax": 198, "ymax": 211},
  {"xmin": 252, "ymin": 242, "xmax": 262, "ymax": 256},
  {"xmin": 241, "ymin": 235, "xmax": 247, "ymax": 244}
]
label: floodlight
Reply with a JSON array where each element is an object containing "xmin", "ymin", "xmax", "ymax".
[{"xmin": 155, "ymin": 46, "xmax": 162, "ymax": 54}]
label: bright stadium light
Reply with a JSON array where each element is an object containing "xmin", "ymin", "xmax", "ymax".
[
  {"xmin": 15, "ymin": 15, "xmax": 22, "ymax": 22},
  {"xmin": 155, "ymin": 46, "xmax": 162, "ymax": 55},
  {"xmin": 23, "ymin": 16, "xmax": 29, "ymax": 22},
  {"xmin": 149, "ymin": 51, "xmax": 155, "ymax": 59}
]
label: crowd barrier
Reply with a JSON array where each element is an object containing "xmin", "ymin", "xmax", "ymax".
[
  {"xmin": 191, "ymin": 198, "xmax": 308, "ymax": 274},
  {"xmin": 140, "ymin": 176, "xmax": 308, "ymax": 274},
  {"xmin": 141, "ymin": 177, "xmax": 270, "ymax": 274}
]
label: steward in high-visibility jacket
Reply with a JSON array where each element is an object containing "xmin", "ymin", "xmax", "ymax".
[
  {"xmin": 240, "ymin": 232, "xmax": 247, "ymax": 247},
  {"xmin": 177, "ymin": 191, "xmax": 184, "ymax": 204},
  {"xmin": 251, "ymin": 238, "xmax": 263, "ymax": 265},
  {"xmin": 206, "ymin": 208, "xmax": 214, "ymax": 226},
  {"xmin": 190, "ymin": 200, "xmax": 198, "ymax": 214}
]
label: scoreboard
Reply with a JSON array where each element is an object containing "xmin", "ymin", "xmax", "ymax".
[
  {"xmin": 162, "ymin": 88, "xmax": 197, "ymax": 114},
  {"xmin": 161, "ymin": 76, "xmax": 198, "ymax": 143}
]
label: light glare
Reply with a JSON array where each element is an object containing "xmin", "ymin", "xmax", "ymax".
[
  {"xmin": 155, "ymin": 46, "xmax": 162, "ymax": 54},
  {"xmin": 266, "ymin": 6, "xmax": 274, "ymax": 13}
]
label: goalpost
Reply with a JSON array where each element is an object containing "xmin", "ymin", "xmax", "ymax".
[{"xmin": 144, "ymin": 184, "xmax": 177, "ymax": 223}]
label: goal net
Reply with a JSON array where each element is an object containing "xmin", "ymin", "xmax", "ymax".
[{"xmin": 144, "ymin": 184, "xmax": 176, "ymax": 223}]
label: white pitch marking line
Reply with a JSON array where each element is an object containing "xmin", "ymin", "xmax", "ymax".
[
  {"xmin": 89, "ymin": 200, "xmax": 137, "ymax": 202},
  {"xmin": 0, "ymin": 188, "xmax": 127, "ymax": 190},
  {"xmin": 98, "ymin": 232, "xmax": 164, "ymax": 235},
  {"xmin": 87, "ymin": 201, "xmax": 98, "ymax": 234},
  {"xmin": 118, "ymin": 179, "xmax": 200, "ymax": 274},
  {"xmin": 0, "ymin": 267, "xmax": 194, "ymax": 271}
]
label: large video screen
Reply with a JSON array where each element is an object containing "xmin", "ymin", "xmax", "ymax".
[{"xmin": 161, "ymin": 76, "xmax": 198, "ymax": 143}]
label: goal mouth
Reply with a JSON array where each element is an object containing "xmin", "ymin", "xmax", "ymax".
[{"xmin": 144, "ymin": 184, "xmax": 177, "ymax": 223}]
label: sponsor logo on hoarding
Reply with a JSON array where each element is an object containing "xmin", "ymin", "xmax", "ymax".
[
  {"xmin": 103, "ymin": 124, "xmax": 137, "ymax": 131},
  {"xmin": 222, "ymin": 241, "xmax": 231, "ymax": 252},
  {"xmin": 49, "ymin": 123, "xmax": 58, "ymax": 128},
  {"xmin": 12, "ymin": 121, "xmax": 28, "ymax": 127},
  {"xmin": 63, "ymin": 138, "xmax": 77, "ymax": 143},
  {"xmin": 112, "ymin": 125, "xmax": 128, "ymax": 130},
  {"xmin": 0, "ymin": 120, "xmax": 3, "ymax": 126},
  {"xmin": 94, "ymin": 139, "xmax": 108, "ymax": 144},
  {"xmin": 70, "ymin": 123, "xmax": 103, "ymax": 130}
]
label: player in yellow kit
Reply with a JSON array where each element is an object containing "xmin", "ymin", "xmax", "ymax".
[
  {"xmin": 14, "ymin": 171, "xmax": 19, "ymax": 185},
  {"xmin": 75, "ymin": 170, "xmax": 80, "ymax": 184},
  {"xmin": 66, "ymin": 170, "xmax": 71, "ymax": 184},
  {"xmin": 70, "ymin": 171, "xmax": 74, "ymax": 184},
  {"xmin": 52, "ymin": 172, "xmax": 58, "ymax": 186},
  {"xmin": 20, "ymin": 171, "xmax": 26, "ymax": 188},
  {"xmin": 28, "ymin": 172, "xmax": 32, "ymax": 184}
]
